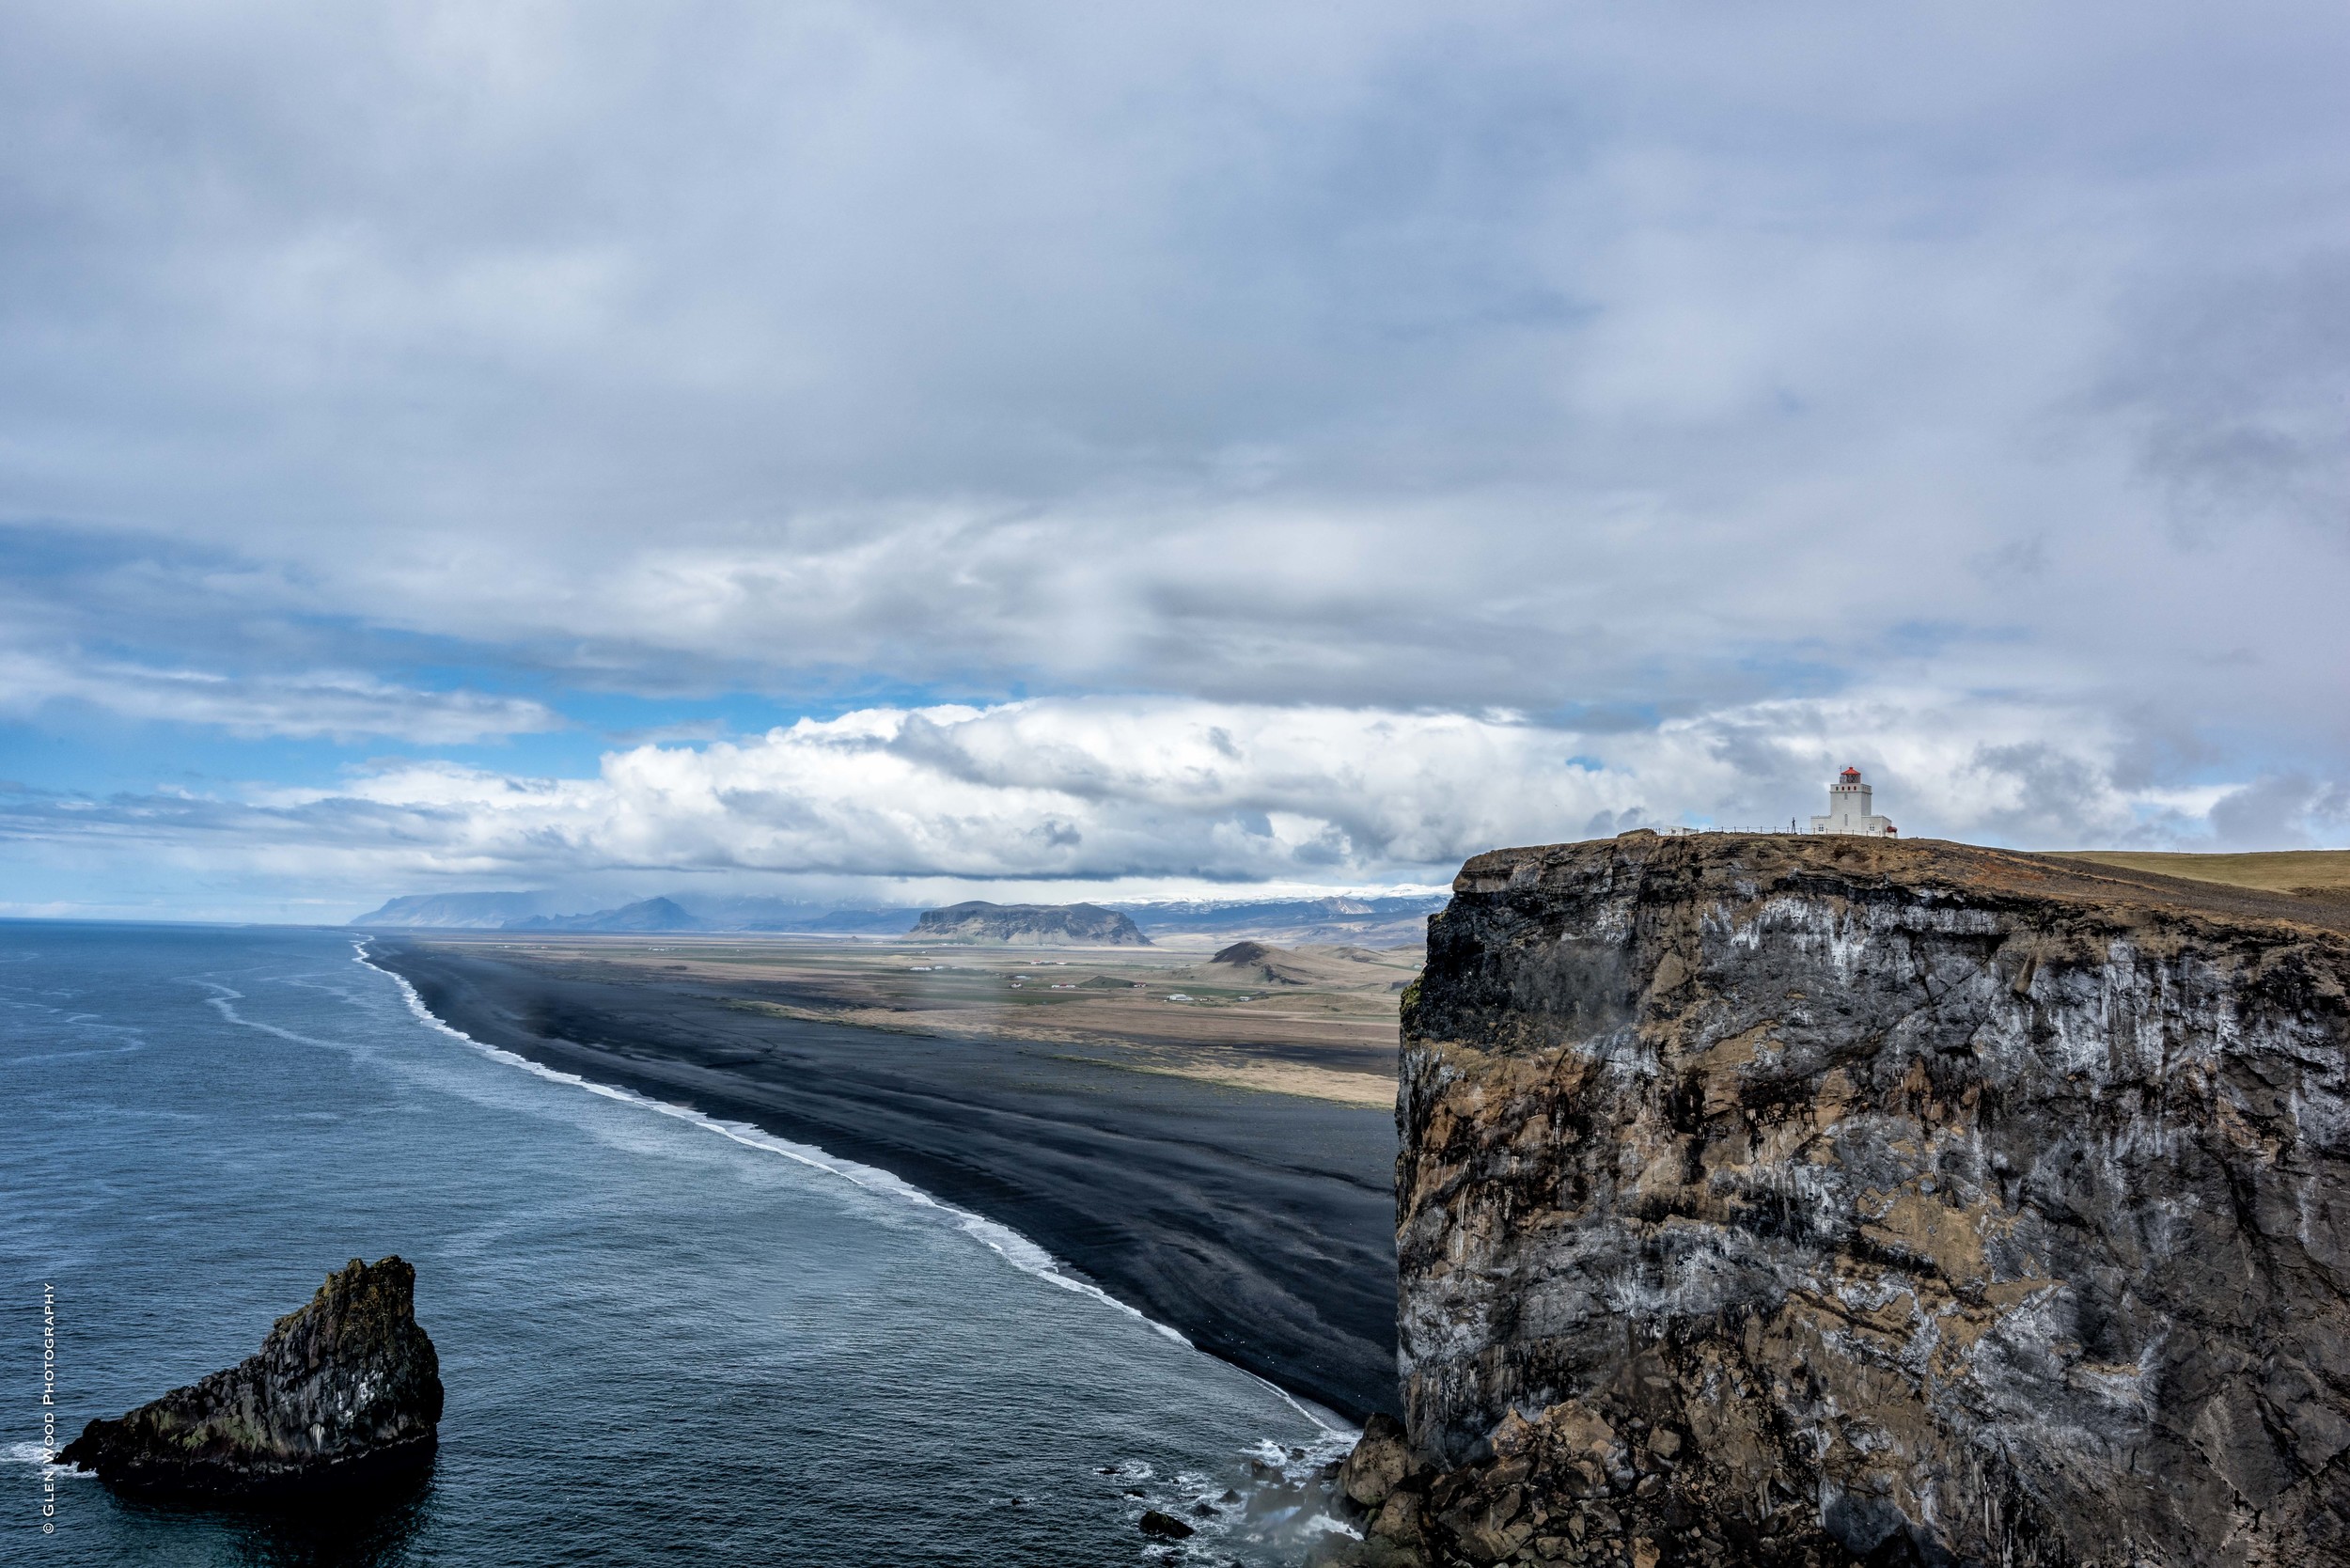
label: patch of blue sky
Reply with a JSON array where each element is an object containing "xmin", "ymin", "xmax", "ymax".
[
  {"xmin": 556, "ymin": 678, "xmax": 1033, "ymax": 743},
  {"xmin": 0, "ymin": 715, "xmax": 440, "ymax": 799},
  {"xmin": 1877, "ymin": 620, "xmax": 2029, "ymax": 660},
  {"xmin": 1724, "ymin": 650, "xmax": 1849, "ymax": 699},
  {"xmin": 1540, "ymin": 700, "xmax": 1666, "ymax": 735},
  {"xmin": 0, "ymin": 674, "xmax": 1065, "ymax": 806}
]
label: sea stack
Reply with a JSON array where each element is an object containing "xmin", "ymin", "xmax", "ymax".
[
  {"xmin": 1329, "ymin": 834, "xmax": 2350, "ymax": 1567},
  {"xmin": 59, "ymin": 1255, "xmax": 444, "ymax": 1500}
]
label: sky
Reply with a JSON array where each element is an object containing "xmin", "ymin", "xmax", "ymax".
[{"xmin": 3, "ymin": 0, "xmax": 2347, "ymax": 921}]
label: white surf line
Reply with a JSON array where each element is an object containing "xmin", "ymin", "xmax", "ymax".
[
  {"xmin": 1, "ymin": 1442, "xmax": 70, "ymax": 1470},
  {"xmin": 350, "ymin": 942, "xmax": 1195, "ymax": 1348},
  {"xmin": 1243, "ymin": 1373, "xmax": 1358, "ymax": 1438},
  {"xmin": 201, "ymin": 982, "xmax": 372, "ymax": 1053}
]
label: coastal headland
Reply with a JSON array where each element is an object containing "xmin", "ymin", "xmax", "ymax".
[
  {"xmin": 368, "ymin": 933, "xmax": 1415, "ymax": 1421},
  {"xmin": 1328, "ymin": 834, "xmax": 2350, "ymax": 1566}
]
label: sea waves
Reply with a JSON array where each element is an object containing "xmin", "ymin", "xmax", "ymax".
[{"xmin": 350, "ymin": 941, "xmax": 1206, "ymax": 1353}]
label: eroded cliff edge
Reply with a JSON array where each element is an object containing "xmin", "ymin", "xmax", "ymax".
[{"xmin": 1334, "ymin": 834, "xmax": 2349, "ymax": 1568}]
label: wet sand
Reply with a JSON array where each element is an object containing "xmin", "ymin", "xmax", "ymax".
[{"xmin": 370, "ymin": 938, "xmax": 1402, "ymax": 1421}]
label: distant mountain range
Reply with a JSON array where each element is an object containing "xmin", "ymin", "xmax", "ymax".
[
  {"xmin": 347, "ymin": 891, "xmax": 919, "ymax": 933},
  {"xmin": 350, "ymin": 888, "xmax": 1450, "ymax": 943},
  {"xmin": 345, "ymin": 892, "xmax": 568, "ymax": 929},
  {"xmin": 1110, "ymin": 894, "xmax": 1444, "ymax": 929},
  {"xmin": 1109, "ymin": 894, "xmax": 1448, "ymax": 945},
  {"xmin": 503, "ymin": 897, "xmax": 708, "ymax": 933}
]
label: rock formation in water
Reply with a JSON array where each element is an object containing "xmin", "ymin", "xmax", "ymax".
[
  {"xmin": 913, "ymin": 900, "xmax": 1150, "ymax": 946},
  {"xmin": 1324, "ymin": 834, "xmax": 2349, "ymax": 1568},
  {"xmin": 58, "ymin": 1256, "xmax": 444, "ymax": 1500},
  {"xmin": 1139, "ymin": 1507, "xmax": 1198, "ymax": 1540}
]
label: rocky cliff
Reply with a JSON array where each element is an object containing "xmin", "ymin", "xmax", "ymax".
[
  {"xmin": 1331, "ymin": 834, "xmax": 2349, "ymax": 1568},
  {"xmin": 59, "ymin": 1256, "xmax": 444, "ymax": 1499}
]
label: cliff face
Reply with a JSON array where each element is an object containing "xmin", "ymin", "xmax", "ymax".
[
  {"xmin": 60, "ymin": 1256, "xmax": 443, "ymax": 1499},
  {"xmin": 1351, "ymin": 835, "xmax": 2349, "ymax": 1568}
]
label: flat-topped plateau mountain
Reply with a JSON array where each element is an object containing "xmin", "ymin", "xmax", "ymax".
[
  {"xmin": 1325, "ymin": 831, "xmax": 2348, "ymax": 1568},
  {"xmin": 347, "ymin": 890, "xmax": 561, "ymax": 928},
  {"xmin": 913, "ymin": 900, "xmax": 1150, "ymax": 945},
  {"xmin": 1123, "ymin": 895, "xmax": 1449, "ymax": 948},
  {"xmin": 505, "ymin": 895, "xmax": 706, "ymax": 933}
]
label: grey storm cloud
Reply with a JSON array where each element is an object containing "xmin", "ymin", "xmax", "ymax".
[
  {"xmin": 0, "ymin": 0, "xmax": 2346, "ymax": 905},
  {"xmin": 2101, "ymin": 255, "xmax": 2350, "ymax": 543}
]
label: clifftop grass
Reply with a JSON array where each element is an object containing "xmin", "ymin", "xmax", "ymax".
[{"xmin": 2049, "ymin": 847, "xmax": 2350, "ymax": 899}]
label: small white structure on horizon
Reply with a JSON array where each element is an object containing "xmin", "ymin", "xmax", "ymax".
[{"xmin": 1810, "ymin": 766, "xmax": 1898, "ymax": 838}]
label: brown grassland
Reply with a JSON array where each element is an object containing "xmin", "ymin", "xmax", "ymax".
[
  {"xmin": 2048, "ymin": 847, "xmax": 2350, "ymax": 899},
  {"xmin": 432, "ymin": 933, "xmax": 1422, "ymax": 1106}
]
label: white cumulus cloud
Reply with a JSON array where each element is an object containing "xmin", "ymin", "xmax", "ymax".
[{"xmin": 204, "ymin": 693, "xmax": 2335, "ymax": 891}]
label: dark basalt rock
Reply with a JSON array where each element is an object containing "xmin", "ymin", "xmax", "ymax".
[
  {"xmin": 58, "ymin": 1256, "xmax": 443, "ymax": 1501},
  {"xmin": 1322, "ymin": 836, "xmax": 2350, "ymax": 1568},
  {"xmin": 1139, "ymin": 1507, "xmax": 1198, "ymax": 1539}
]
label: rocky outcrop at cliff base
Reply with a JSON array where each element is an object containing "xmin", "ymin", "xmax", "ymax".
[
  {"xmin": 1328, "ymin": 834, "xmax": 2349, "ymax": 1568},
  {"xmin": 59, "ymin": 1256, "xmax": 444, "ymax": 1500}
]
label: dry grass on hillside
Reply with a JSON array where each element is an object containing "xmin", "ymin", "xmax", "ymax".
[{"xmin": 2048, "ymin": 848, "xmax": 2350, "ymax": 899}]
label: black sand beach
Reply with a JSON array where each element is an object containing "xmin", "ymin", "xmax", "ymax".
[{"xmin": 369, "ymin": 939, "xmax": 1402, "ymax": 1421}]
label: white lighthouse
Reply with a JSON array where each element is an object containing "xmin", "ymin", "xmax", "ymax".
[{"xmin": 1810, "ymin": 766, "xmax": 1898, "ymax": 837}]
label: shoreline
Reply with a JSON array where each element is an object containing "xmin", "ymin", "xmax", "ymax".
[
  {"xmin": 364, "ymin": 937, "xmax": 1403, "ymax": 1422},
  {"xmin": 354, "ymin": 942, "xmax": 1212, "ymax": 1367}
]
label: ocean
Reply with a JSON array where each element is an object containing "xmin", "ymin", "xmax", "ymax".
[{"xmin": 2, "ymin": 922, "xmax": 1355, "ymax": 1565}]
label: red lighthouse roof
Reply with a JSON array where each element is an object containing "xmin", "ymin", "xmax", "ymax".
[{"xmin": 1839, "ymin": 766, "xmax": 1862, "ymax": 783}]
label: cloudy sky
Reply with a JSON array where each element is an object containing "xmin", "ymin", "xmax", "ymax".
[{"xmin": 4, "ymin": 0, "xmax": 2346, "ymax": 919}]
